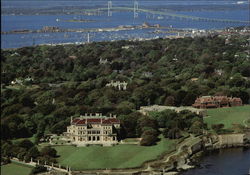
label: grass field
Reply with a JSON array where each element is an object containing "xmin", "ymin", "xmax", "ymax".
[
  {"xmin": 1, "ymin": 163, "xmax": 33, "ymax": 175},
  {"xmin": 12, "ymin": 135, "xmax": 36, "ymax": 144},
  {"xmin": 54, "ymin": 137, "xmax": 176, "ymax": 170},
  {"xmin": 205, "ymin": 105, "xmax": 250, "ymax": 129}
]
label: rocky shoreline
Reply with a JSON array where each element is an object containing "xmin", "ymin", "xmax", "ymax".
[
  {"xmin": 165, "ymin": 132, "xmax": 250, "ymax": 175},
  {"xmin": 15, "ymin": 133, "xmax": 250, "ymax": 175}
]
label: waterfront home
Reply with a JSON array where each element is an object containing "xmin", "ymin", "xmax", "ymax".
[{"xmin": 64, "ymin": 113, "xmax": 120, "ymax": 146}]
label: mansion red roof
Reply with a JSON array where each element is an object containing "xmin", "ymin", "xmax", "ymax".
[
  {"xmin": 72, "ymin": 118, "xmax": 120, "ymax": 125},
  {"xmin": 192, "ymin": 96, "xmax": 242, "ymax": 109}
]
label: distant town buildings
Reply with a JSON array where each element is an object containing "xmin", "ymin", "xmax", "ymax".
[
  {"xmin": 192, "ymin": 96, "xmax": 242, "ymax": 109},
  {"xmin": 142, "ymin": 22, "xmax": 150, "ymax": 28},
  {"xmin": 106, "ymin": 80, "xmax": 128, "ymax": 90},
  {"xmin": 64, "ymin": 113, "xmax": 120, "ymax": 146},
  {"xmin": 42, "ymin": 26, "xmax": 60, "ymax": 32}
]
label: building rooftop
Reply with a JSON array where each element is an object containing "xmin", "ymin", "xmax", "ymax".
[{"xmin": 72, "ymin": 117, "xmax": 120, "ymax": 125}]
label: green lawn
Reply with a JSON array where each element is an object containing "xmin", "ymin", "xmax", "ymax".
[
  {"xmin": 1, "ymin": 163, "xmax": 33, "ymax": 175},
  {"xmin": 54, "ymin": 137, "xmax": 176, "ymax": 170},
  {"xmin": 12, "ymin": 135, "xmax": 36, "ymax": 144},
  {"xmin": 205, "ymin": 105, "xmax": 250, "ymax": 129}
]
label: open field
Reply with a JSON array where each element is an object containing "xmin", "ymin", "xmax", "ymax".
[
  {"xmin": 12, "ymin": 135, "xmax": 36, "ymax": 144},
  {"xmin": 205, "ymin": 105, "xmax": 250, "ymax": 129},
  {"xmin": 54, "ymin": 137, "xmax": 176, "ymax": 170},
  {"xmin": 1, "ymin": 163, "xmax": 33, "ymax": 175}
]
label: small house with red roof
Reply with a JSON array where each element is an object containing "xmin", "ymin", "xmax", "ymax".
[{"xmin": 64, "ymin": 113, "xmax": 120, "ymax": 146}]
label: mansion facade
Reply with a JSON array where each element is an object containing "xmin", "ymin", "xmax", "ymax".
[
  {"xmin": 64, "ymin": 113, "xmax": 120, "ymax": 146},
  {"xmin": 192, "ymin": 96, "xmax": 242, "ymax": 109}
]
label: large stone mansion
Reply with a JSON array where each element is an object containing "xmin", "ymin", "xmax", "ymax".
[
  {"xmin": 192, "ymin": 96, "xmax": 242, "ymax": 109},
  {"xmin": 106, "ymin": 80, "xmax": 127, "ymax": 90},
  {"xmin": 64, "ymin": 113, "xmax": 120, "ymax": 146}
]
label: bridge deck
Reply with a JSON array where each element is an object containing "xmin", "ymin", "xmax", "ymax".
[{"xmin": 86, "ymin": 7, "xmax": 249, "ymax": 24}]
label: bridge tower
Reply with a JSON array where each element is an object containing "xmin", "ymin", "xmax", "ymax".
[
  {"xmin": 87, "ymin": 33, "xmax": 90, "ymax": 43},
  {"xmin": 97, "ymin": 8, "xmax": 101, "ymax": 16},
  {"xmin": 32, "ymin": 37, "xmax": 35, "ymax": 46},
  {"xmin": 108, "ymin": 1, "xmax": 112, "ymax": 17},
  {"xmin": 134, "ymin": 1, "xmax": 139, "ymax": 18}
]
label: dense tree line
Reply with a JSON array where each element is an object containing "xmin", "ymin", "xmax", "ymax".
[
  {"xmin": 1, "ymin": 35, "xmax": 249, "ymax": 145},
  {"xmin": 1, "ymin": 139, "xmax": 57, "ymax": 163}
]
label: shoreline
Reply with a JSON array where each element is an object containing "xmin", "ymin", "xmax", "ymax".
[
  {"xmin": 70, "ymin": 132, "xmax": 250, "ymax": 174},
  {"xmin": 1, "ymin": 25, "xmax": 249, "ymax": 50},
  {"xmin": 179, "ymin": 146, "xmax": 250, "ymax": 175},
  {"xmin": 170, "ymin": 133, "xmax": 250, "ymax": 175},
  {"xmin": 2, "ymin": 135, "xmax": 249, "ymax": 175}
]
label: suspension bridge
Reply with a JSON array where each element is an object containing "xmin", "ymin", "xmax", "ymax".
[{"xmin": 85, "ymin": 2, "xmax": 249, "ymax": 24}]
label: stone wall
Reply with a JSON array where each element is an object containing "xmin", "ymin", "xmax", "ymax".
[{"xmin": 218, "ymin": 133, "xmax": 245, "ymax": 146}]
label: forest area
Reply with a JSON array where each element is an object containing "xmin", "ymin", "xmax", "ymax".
[{"xmin": 1, "ymin": 34, "xmax": 250, "ymax": 163}]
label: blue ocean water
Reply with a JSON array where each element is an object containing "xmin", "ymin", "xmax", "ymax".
[
  {"xmin": 1, "ymin": 0, "xmax": 249, "ymax": 48},
  {"xmin": 181, "ymin": 148, "xmax": 250, "ymax": 175}
]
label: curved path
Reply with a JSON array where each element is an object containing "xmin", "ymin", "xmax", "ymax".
[
  {"xmin": 164, "ymin": 135, "xmax": 200, "ymax": 163},
  {"xmin": 243, "ymin": 118, "xmax": 250, "ymax": 127}
]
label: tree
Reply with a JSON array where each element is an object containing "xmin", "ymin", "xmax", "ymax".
[
  {"xmin": 35, "ymin": 104, "xmax": 55, "ymax": 115},
  {"xmin": 211, "ymin": 123, "xmax": 224, "ymax": 133},
  {"xmin": 40, "ymin": 146, "xmax": 57, "ymax": 158},
  {"xmin": 175, "ymin": 90, "xmax": 187, "ymax": 106},
  {"xmin": 146, "ymin": 50, "xmax": 161, "ymax": 62},
  {"xmin": 0, "ymin": 124, "xmax": 10, "ymax": 140},
  {"xmin": 30, "ymin": 165, "xmax": 47, "ymax": 175},
  {"xmin": 137, "ymin": 116, "xmax": 158, "ymax": 136},
  {"xmin": 164, "ymin": 96, "xmax": 175, "ymax": 106},
  {"xmin": 1, "ymin": 142, "xmax": 13, "ymax": 157},
  {"xmin": 118, "ymin": 113, "xmax": 140, "ymax": 138},
  {"xmin": 35, "ymin": 120, "xmax": 46, "ymax": 144},
  {"xmin": 140, "ymin": 128, "xmax": 159, "ymax": 146},
  {"xmin": 228, "ymin": 73, "xmax": 245, "ymax": 87},
  {"xmin": 166, "ymin": 128, "xmax": 182, "ymax": 139},
  {"xmin": 28, "ymin": 146, "xmax": 40, "ymax": 158},
  {"xmin": 182, "ymin": 92, "xmax": 197, "ymax": 106},
  {"xmin": 50, "ymin": 121, "xmax": 68, "ymax": 135},
  {"xmin": 189, "ymin": 121, "xmax": 203, "ymax": 135},
  {"xmin": 19, "ymin": 94, "xmax": 35, "ymax": 107},
  {"xmin": 18, "ymin": 139, "xmax": 34, "ymax": 150}
]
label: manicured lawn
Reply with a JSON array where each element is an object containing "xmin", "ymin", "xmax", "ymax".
[
  {"xmin": 1, "ymin": 163, "xmax": 33, "ymax": 175},
  {"xmin": 54, "ymin": 137, "xmax": 176, "ymax": 170},
  {"xmin": 12, "ymin": 135, "xmax": 36, "ymax": 144},
  {"xmin": 205, "ymin": 105, "xmax": 250, "ymax": 129}
]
